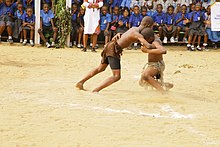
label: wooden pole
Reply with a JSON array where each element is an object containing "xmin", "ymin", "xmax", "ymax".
[{"xmin": 66, "ymin": 0, "xmax": 72, "ymax": 47}]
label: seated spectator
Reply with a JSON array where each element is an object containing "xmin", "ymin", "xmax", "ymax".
[
  {"xmin": 76, "ymin": 7, "xmax": 85, "ymax": 48},
  {"xmin": 111, "ymin": 0, "xmax": 122, "ymax": 12},
  {"xmin": 22, "ymin": 6, "xmax": 35, "ymax": 46},
  {"xmin": 23, "ymin": 0, "xmax": 34, "ymax": 8},
  {"xmin": 205, "ymin": 5, "xmax": 220, "ymax": 49},
  {"xmin": 13, "ymin": 3, "xmax": 24, "ymax": 43},
  {"xmin": 100, "ymin": 5, "xmax": 111, "ymax": 46},
  {"xmin": 0, "ymin": 0, "xmax": 19, "ymax": 43},
  {"xmin": 141, "ymin": 6, "xmax": 148, "ymax": 17},
  {"xmin": 70, "ymin": 3, "xmax": 78, "ymax": 47},
  {"xmin": 38, "ymin": 3, "xmax": 57, "ymax": 48},
  {"xmin": 174, "ymin": 4, "xmax": 189, "ymax": 43},
  {"xmin": 116, "ymin": 7, "xmax": 130, "ymax": 34},
  {"xmin": 42, "ymin": 0, "xmax": 53, "ymax": 7},
  {"xmin": 152, "ymin": 4, "xmax": 165, "ymax": 39},
  {"xmin": 163, "ymin": 5, "xmax": 176, "ymax": 43}
]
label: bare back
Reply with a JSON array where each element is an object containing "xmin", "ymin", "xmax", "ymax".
[
  {"xmin": 116, "ymin": 27, "xmax": 142, "ymax": 49},
  {"xmin": 148, "ymin": 35, "xmax": 163, "ymax": 62}
]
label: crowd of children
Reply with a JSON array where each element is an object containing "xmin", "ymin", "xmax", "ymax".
[{"xmin": 0, "ymin": 0, "xmax": 220, "ymax": 50}]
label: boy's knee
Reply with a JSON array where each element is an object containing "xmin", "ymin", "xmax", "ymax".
[
  {"xmin": 38, "ymin": 29, "xmax": 42, "ymax": 33},
  {"xmin": 142, "ymin": 74, "xmax": 151, "ymax": 81},
  {"xmin": 30, "ymin": 26, "xmax": 34, "ymax": 30},
  {"xmin": 53, "ymin": 27, "xmax": 58, "ymax": 32},
  {"xmin": 113, "ymin": 75, "xmax": 121, "ymax": 81},
  {"xmin": 97, "ymin": 67, "xmax": 105, "ymax": 72}
]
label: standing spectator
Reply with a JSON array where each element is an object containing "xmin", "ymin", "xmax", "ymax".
[
  {"xmin": 70, "ymin": 3, "xmax": 78, "ymax": 47},
  {"xmin": 204, "ymin": 5, "xmax": 220, "ymax": 49},
  {"xmin": 174, "ymin": 4, "xmax": 189, "ymax": 43},
  {"xmin": 0, "ymin": 0, "xmax": 19, "ymax": 43},
  {"xmin": 38, "ymin": 3, "xmax": 57, "ymax": 48},
  {"xmin": 163, "ymin": 5, "xmax": 176, "ymax": 43},
  {"xmin": 13, "ymin": 3, "xmax": 24, "ymax": 43},
  {"xmin": 116, "ymin": 7, "xmax": 130, "ymax": 34},
  {"xmin": 100, "ymin": 5, "xmax": 111, "ymax": 46},
  {"xmin": 42, "ymin": 0, "xmax": 54, "ymax": 8},
  {"xmin": 187, "ymin": 3, "xmax": 207, "ymax": 51},
  {"xmin": 121, "ymin": 0, "xmax": 132, "ymax": 9},
  {"xmin": 159, "ymin": 0, "xmax": 172, "ymax": 13},
  {"xmin": 22, "ymin": 6, "xmax": 35, "ymax": 46},
  {"xmin": 111, "ymin": 0, "xmax": 122, "ymax": 11},
  {"xmin": 152, "ymin": 4, "xmax": 165, "ymax": 39},
  {"xmin": 77, "ymin": 7, "xmax": 85, "ymax": 48},
  {"xmin": 82, "ymin": 0, "xmax": 103, "ymax": 52}
]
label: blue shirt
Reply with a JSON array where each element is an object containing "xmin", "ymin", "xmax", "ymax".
[
  {"xmin": 0, "ymin": 2, "xmax": 17, "ymax": 16},
  {"xmin": 100, "ymin": 13, "xmax": 111, "ymax": 31},
  {"xmin": 118, "ymin": 15, "xmax": 129, "ymax": 27},
  {"xmin": 164, "ymin": 13, "xmax": 175, "ymax": 25},
  {"xmin": 22, "ymin": 12, "xmax": 35, "ymax": 23},
  {"xmin": 147, "ymin": 11, "xmax": 154, "ymax": 17},
  {"xmin": 71, "ymin": 12, "xmax": 78, "ymax": 21},
  {"xmin": 188, "ymin": 11, "xmax": 205, "ymax": 22},
  {"xmin": 14, "ymin": 10, "xmax": 24, "ymax": 19},
  {"xmin": 121, "ymin": 0, "xmax": 131, "ymax": 8},
  {"xmin": 112, "ymin": 13, "xmax": 119, "ymax": 22},
  {"xmin": 175, "ymin": 12, "xmax": 188, "ymax": 27},
  {"xmin": 129, "ymin": 13, "xmax": 143, "ymax": 27},
  {"xmin": 152, "ymin": 11, "xmax": 165, "ymax": 24},
  {"xmin": 111, "ymin": 0, "xmax": 122, "ymax": 7},
  {"xmin": 40, "ymin": 9, "xmax": 54, "ymax": 26},
  {"xmin": 23, "ymin": 0, "xmax": 34, "ymax": 8},
  {"xmin": 72, "ymin": 0, "xmax": 82, "ymax": 4}
]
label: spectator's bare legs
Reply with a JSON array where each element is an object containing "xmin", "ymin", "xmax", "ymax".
[
  {"xmin": 188, "ymin": 35, "xmax": 192, "ymax": 44},
  {"xmin": 53, "ymin": 27, "xmax": 58, "ymax": 43},
  {"xmin": 176, "ymin": 26, "xmax": 181, "ymax": 39},
  {"xmin": 83, "ymin": 34, "xmax": 88, "ymax": 50},
  {"xmin": 141, "ymin": 67, "xmax": 165, "ymax": 93},
  {"xmin": 38, "ymin": 28, "xmax": 47, "ymax": 43},
  {"xmin": 158, "ymin": 26, "xmax": 163, "ymax": 38},
  {"xmin": 105, "ymin": 35, "xmax": 109, "ymax": 46},
  {"xmin": 23, "ymin": 29, "xmax": 27, "ymax": 40},
  {"xmin": 92, "ymin": 69, "xmax": 121, "ymax": 92},
  {"xmin": 197, "ymin": 36, "xmax": 201, "ymax": 46},
  {"xmin": 75, "ymin": 63, "xmax": 108, "ymax": 90},
  {"xmin": 30, "ymin": 26, "xmax": 34, "ymax": 40},
  {"xmin": 92, "ymin": 34, "xmax": 98, "ymax": 52},
  {"xmin": 78, "ymin": 27, "xmax": 83, "ymax": 46},
  {"xmin": 6, "ymin": 26, "xmax": 12, "ymax": 36},
  {"xmin": 192, "ymin": 35, "xmax": 197, "ymax": 46},
  {"xmin": 0, "ymin": 25, "xmax": 6, "ymax": 36},
  {"xmin": 184, "ymin": 27, "xmax": 189, "ymax": 38}
]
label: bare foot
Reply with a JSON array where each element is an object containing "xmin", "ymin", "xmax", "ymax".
[
  {"xmin": 164, "ymin": 82, "xmax": 174, "ymax": 91},
  {"xmin": 75, "ymin": 82, "xmax": 84, "ymax": 90}
]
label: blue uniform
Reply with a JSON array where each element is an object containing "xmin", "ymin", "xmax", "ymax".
[
  {"xmin": 129, "ymin": 13, "xmax": 143, "ymax": 27},
  {"xmin": 188, "ymin": 11, "xmax": 205, "ymax": 22},
  {"xmin": 0, "ymin": 2, "xmax": 17, "ymax": 16},
  {"xmin": 175, "ymin": 12, "xmax": 188, "ymax": 27},
  {"xmin": 121, "ymin": 0, "xmax": 131, "ymax": 8},
  {"xmin": 147, "ymin": 11, "xmax": 154, "ymax": 17},
  {"xmin": 14, "ymin": 10, "xmax": 24, "ymax": 19},
  {"xmin": 111, "ymin": 0, "xmax": 122, "ymax": 8},
  {"xmin": 164, "ymin": 13, "xmax": 176, "ymax": 25},
  {"xmin": 71, "ymin": 12, "xmax": 78, "ymax": 21},
  {"xmin": 112, "ymin": 13, "xmax": 119, "ymax": 22},
  {"xmin": 100, "ymin": 13, "xmax": 111, "ymax": 31},
  {"xmin": 40, "ymin": 9, "xmax": 54, "ymax": 26},
  {"xmin": 152, "ymin": 11, "xmax": 165, "ymax": 25},
  {"xmin": 22, "ymin": 13, "xmax": 35, "ymax": 23},
  {"xmin": 72, "ymin": 0, "xmax": 82, "ymax": 4},
  {"xmin": 23, "ymin": 0, "xmax": 34, "ymax": 8},
  {"xmin": 118, "ymin": 15, "xmax": 129, "ymax": 26}
]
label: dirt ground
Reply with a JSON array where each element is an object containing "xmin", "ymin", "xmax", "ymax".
[{"xmin": 0, "ymin": 44, "xmax": 220, "ymax": 146}]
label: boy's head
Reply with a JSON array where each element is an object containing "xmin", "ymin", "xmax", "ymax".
[
  {"xmin": 43, "ymin": 3, "xmax": 50, "ymax": 13},
  {"xmin": 195, "ymin": 3, "xmax": 201, "ymax": 11},
  {"xmin": 190, "ymin": 4, "xmax": 195, "ymax": 11},
  {"xmin": 5, "ymin": 0, "xmax": 12, "ymax": 6},
  {"xmin": 26, "ymin": 7, "xmax": 33, "ymax": 16},
  {"xmin": 156, "ymin": 4, "xmax": 163, "ymax": 13},
  {"xmin": 207, "ymin": 5, "xmax": 211, "ymax": 14},
  {"xmin": 140, "ymin": 16, "xmax": 154, "ymax": 28},
  {"xmin": 141, "ymin": 6, "xmax": 147, "ymax": 16},
  {"xmin": 113, "ymin": 6, "xmax": 119, "ymax": 15},
  {"xmin": 167, "ymin": 5, "xmax": 174, "ymax": 15},
  {"xmin": 72, "ymin": 4, "xmax": 78, "ymax": 13},
  {"xmin": 133, "ymin": 5, "xmax": 140, "ymax": 15},
  {"xmin": 17, "ymin": 3, "xmax": 23, "ymax": 11},
  {"xmin": 141, "ymin": 28, "xmax": 155, "ymax": 44},
  {"xmin": 181, "ymin": 5, "xmax": 187, "ymax": 14},
  {"xmin": 101, "ymin": 6, "xmax": 108, "ymax": 15},
  {"xmin": 79, "ymin": 7, "xmax": 85, "ymax": 15},
  {"xmin": 123, "ymin": 8, "xmax": 130, "ymax": 17}
]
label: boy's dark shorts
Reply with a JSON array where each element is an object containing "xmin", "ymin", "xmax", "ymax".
[
  {"xmin": 102, "ymin": 56, "xmax": 121, "ymax": 70},
  {"xmin": 0, "ymin": 15, "xmax": 13, "ymax": 27},
  {"xmin": 42, "ymin": 25, "xmax": 54, "ymax": 33}
]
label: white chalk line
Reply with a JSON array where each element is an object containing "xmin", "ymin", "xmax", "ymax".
[{"xmin": 37, "ymin": 99, "xmax": 194, "ymax": 119}]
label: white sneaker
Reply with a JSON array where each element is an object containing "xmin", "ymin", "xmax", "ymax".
[
  {"xmin": 163, "ymin": 37, "xmax": 167, "ymax": 44},
  {"xmin": 90, "ymin": 43, "xmax": 92, "ymax": 47},
  {"xmin": 134, "ymin": 43, "xmax": 138, "ymax": 47},
  {"xmin": 46, "ymin": 42, "xmax": 51, "ymax": 48},
  {"xmin": 23, "ymin": 40, "xmax": 27, "ymax": 45},
  {"xmin": 174, "ymin": 37, "xmax": 178, "ymax": 42},
  {"xmin": 30, "ymin": 40, "xmax": 34, "ymax": 47},
  {"xmin": 183, "ymin": 37, "xmax": 188, "ymax": 43},
  {"xmin": 20, "ymin": 39, "xmax": 23, "ymax": 43},
  {"xmin": 51, "ymin": 42, "xmax": 55, "ymax": 47},
  {"xmin": 73, "ymin": 41, "xmax": 76, "ymax": 46},
  {"xmin": 69, "ymin": 42, "xmax": 73, "ymax": 47},
  {"xmin": 77, "ymin": 44, "xmax": 81, "ymax": 48},
  {"xmin": 170, "ymin": 37, "xmax": 175, "ymax": 43}
]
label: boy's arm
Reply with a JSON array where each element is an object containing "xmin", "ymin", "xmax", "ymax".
[
  {"xmin": 141, "ymin": 41, "xmax": 167, "ymax": 54},
  {"xmin": 137, "ymin": 34, "xmax": 156, "ymax": 49}
]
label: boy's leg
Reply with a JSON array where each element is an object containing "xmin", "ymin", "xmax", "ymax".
[
  {"xmin": 184, "ymin": 27, "xmax": 189, "ymax": 38},
  {"xmin": 38, "ymin": 28, "xmax": 47, "ymax": 43},
  {"xmin": 83, "ymin": 34, "xmax": 89, "ymax": 50},
  {"xmin": 92, "ymin": 34, "xmax": 98, "ymax": 52},
  {"xmin": 52, "ymin": 27, "xmax": 58, "ymax": 42},
  {"xmin": 176, "ymin": 26, "xmax": 181, "ymax": 38},
  {"xmin": 75, "ymin": 63, "xmax": 108, "ymax": 90},
  {"xmin": 23, "ymin": 29, "xmax": 27, "ymax": 39},
  {"xmin": 158, "ymin": 26, "xmax": 163, "ymax": 38},
  {"xmin": 141, "ymin": 66, "xmax": 165, "ymax": 93},
  {"xmin": 30, "ymin": 26, "xmax": 34, "ymax": 40},
  {"xmin": 92, "ymin": 56, "xmax": 121, "ymax": 92},
  {"xmin": 77, "ymin": 27, "xmax": 83, "ymax": 46}
]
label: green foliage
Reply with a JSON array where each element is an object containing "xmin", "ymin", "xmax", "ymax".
[{"xmin": 55, "ymin": 0, "xmax": 72, "ymax": 48}]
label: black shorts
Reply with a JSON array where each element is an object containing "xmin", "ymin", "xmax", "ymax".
[{"xmin": 103, "ymin": 56, "xmax": 121, "ymax": 70}]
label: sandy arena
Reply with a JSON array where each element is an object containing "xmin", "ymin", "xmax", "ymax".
[{"xmin": 0, "ymin": 44, "xmax": 220, "ymax": 146}]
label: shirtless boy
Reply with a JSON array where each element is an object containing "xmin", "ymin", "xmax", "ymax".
[{"xmin": 75, "ymin": 16, "xmax": 159, "ymax": 92}]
